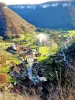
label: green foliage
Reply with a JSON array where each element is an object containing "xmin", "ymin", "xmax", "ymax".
[{"xmin": 0, "ymin": 28, "xmax": 75, "ymax": 83}]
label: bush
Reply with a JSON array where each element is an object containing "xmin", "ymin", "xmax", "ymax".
[{"xmin": 0, "ymin": 74, "xmax": 7, "ymax": 83}]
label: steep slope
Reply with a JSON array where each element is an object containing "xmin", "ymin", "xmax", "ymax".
[
  {"xmin": 0, "ymin": 3, "xmax": 36, "ymax": 38},
  {"xmin": 71, "ymin": 5, "xmax": 75, "ymax": 28},
  {"xmin": 9, "ymin": 1, "xmax": 75, "ymax": 30}
]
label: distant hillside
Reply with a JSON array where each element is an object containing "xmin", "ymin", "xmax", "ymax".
[
  {"xmin": 9, "ymin": 1, "xmax": 75, "ymax": 30},
  {"xmin": 0, "ymin": 3, "xmax": 36, "ymax": 38}
]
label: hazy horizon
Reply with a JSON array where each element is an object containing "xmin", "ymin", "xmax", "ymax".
[{"xmin": 0, "ymin": 0, "xmax": 72, "ymax": 5}]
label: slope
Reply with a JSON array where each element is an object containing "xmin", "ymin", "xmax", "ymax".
[{"xmin": 0, "ymin": 2, "xmax": 36, "ymax": 38}]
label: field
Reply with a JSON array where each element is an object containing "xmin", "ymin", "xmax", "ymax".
[
  {"xmin": 0, "ymin": 30, "xmax": 75, "ymax": 100},
  {"xmin": 0, "ymin": 30, "xmax": 75, "ymax": 81}
]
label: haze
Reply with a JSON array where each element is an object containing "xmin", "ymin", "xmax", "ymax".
[{"xmin": 0, "ymin": 0, "xmax": 71, "ymax": 5}]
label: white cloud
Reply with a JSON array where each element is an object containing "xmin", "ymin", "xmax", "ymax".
[{"xmin": 0, "ymin": 0, "xmax": 70, "ymax": 5}]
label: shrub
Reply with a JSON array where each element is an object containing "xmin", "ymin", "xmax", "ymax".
[{"xmin": 0, "ymin": 74, "xmax": 7, "ymax": 83}]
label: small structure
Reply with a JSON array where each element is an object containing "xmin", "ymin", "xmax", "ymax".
[
  {"xmin": 6, "ymin": 43, "xmax": 17, "ymax": 54},
  {"xmin": 12, "ymin": 43, "xmax": 17, "ymax": 50}
]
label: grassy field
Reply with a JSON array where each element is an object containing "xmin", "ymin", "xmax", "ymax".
[
  {"xmin": 0, "ymin": 29, "xmax": 74, "ymax": 82},
  {"xmin": 0, "ymin": 40, "xmax": 58, "ymax": 68},
  {"xmin": 61, "ymin": 30, "xmax": 75, "ymax": 37},
  {"xmin": 0, "ymin": 30, "xmax": 74, "ymax": 100}
]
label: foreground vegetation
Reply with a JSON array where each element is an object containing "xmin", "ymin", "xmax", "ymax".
[{"xmin": 0, "ymin": 29, "xmax": 75, "ymax": 100}]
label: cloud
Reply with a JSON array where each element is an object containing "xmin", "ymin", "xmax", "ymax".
[{"xmin": 0, "ymin": 0, "xmax": 72, "ymax": 5}]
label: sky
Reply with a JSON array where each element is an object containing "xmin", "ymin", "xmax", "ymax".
[{"xmin": 0, "ymin": 0, "xmax": 69, "ymax": 5}]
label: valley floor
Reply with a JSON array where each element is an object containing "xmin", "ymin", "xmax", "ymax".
[{"xmin": 0, "ymin": 30, "xmax": 75, "ymax": 100}]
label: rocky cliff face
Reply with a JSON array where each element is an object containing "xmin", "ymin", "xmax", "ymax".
[{"xmin": 9, "ymin": 1, "xmax": 75, "ymax": 30}]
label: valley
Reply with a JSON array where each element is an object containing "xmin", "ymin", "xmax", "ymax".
[{"xmin": 0, "ymin": 1, "xmax": 75, "ymax": 100}]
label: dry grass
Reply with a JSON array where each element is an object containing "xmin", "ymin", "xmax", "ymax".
[
  {"xmin": 0, "ymin": 92, "xmax": 40, "ymax": 100},
  {"xmin": 0, "ymin": 88, "xmax": 74, "ymax": 100},
  {"xmin": 0, "ymin": 83, "xmax": 75, "ymax": 100}
]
